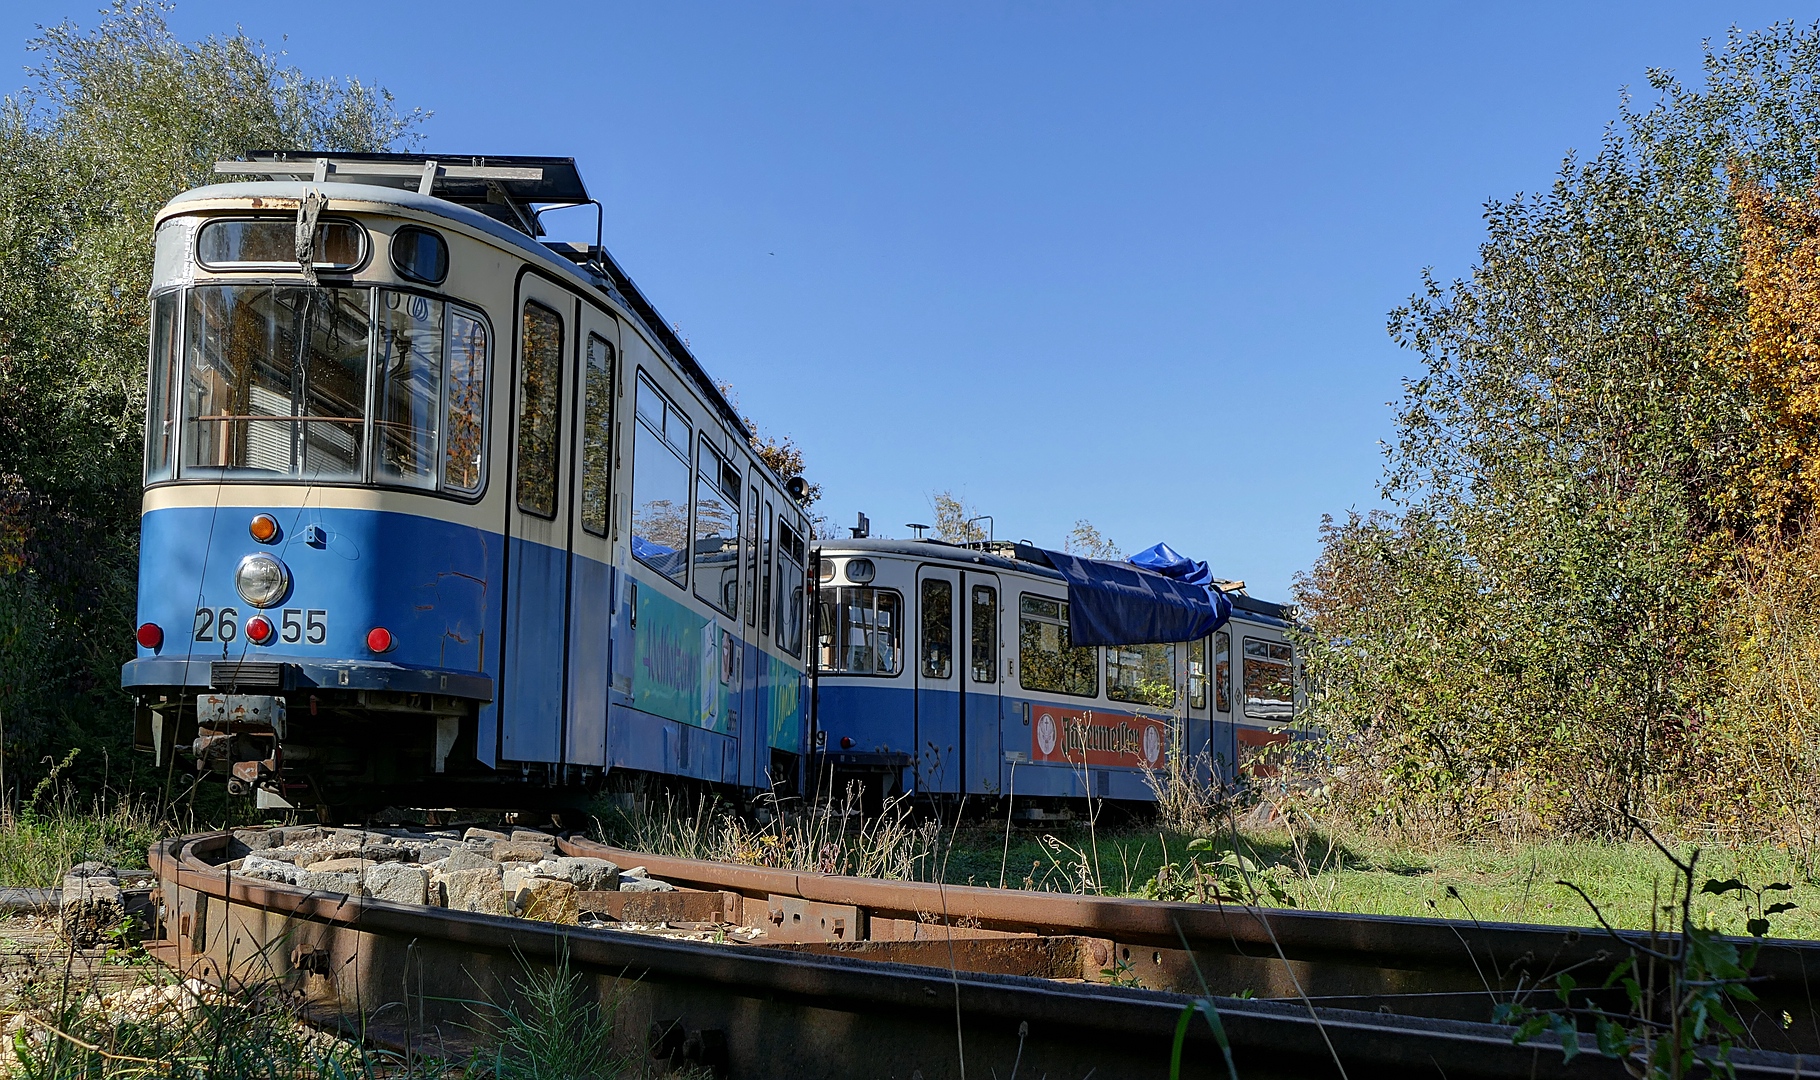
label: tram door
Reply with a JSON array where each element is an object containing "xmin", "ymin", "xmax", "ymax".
[
  {"xmin": 500, "ymin": 281, "xmax": 578, "ymax": 763},
  {"xmin": 913, "ymin": 566, "xmax": 961, "ymax": 794},
  {"xmin": 962, "ymin": 574, "xmax": 1003, "ymax": 795},
  {"xmin": 563, "ymin": 313, "xmax": 620, "ymax": 767}
]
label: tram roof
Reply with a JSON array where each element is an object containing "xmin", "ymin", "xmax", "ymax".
[{"xmin": 186, "ymin": 155, "xmax": 763, "ymax": 451}]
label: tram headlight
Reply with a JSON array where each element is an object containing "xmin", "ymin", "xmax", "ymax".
[{"xmin": 234, "ymin": 553, "xmax": 290, "ymax": 609}]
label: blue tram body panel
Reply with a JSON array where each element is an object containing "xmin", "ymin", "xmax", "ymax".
[{"xmin": 129, "ymin": 504, "xmax": 502, "ymax": 688}]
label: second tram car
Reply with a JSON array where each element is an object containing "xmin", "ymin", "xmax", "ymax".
[
  {"xmin": 123, "ymin": 152, "xmax": 813, "ymax": 811},
  {"xmin": 810, "ymin": 538, "xmax": 1297, "ymax": 807}
]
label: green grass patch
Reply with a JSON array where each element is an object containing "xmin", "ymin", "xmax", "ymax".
[{"xmin": 937, "ymin": 822, "xmax": 1820, "ymax": 939}]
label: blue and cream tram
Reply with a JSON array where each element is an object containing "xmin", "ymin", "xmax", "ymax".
[
  {"xmin": 809, "ymin": 538, "xmax": 1297, "ymax": 808},
  {"xmin": 123, "ymin": 152, "xmax": 813, "ymax": 811}
]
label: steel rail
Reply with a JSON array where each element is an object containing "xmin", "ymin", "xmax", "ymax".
[
  {"xmin": 142, "ymin": 831, "xmax": 1817, "ymax": 1079},
  {"xmin": 562, "ymin": 836, "xmax": 1820, "ymax": 1056}
]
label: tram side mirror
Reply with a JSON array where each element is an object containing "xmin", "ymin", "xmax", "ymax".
[{"xmin": 785, "ymin": 476, "xmax": 809, "ymax": 503}]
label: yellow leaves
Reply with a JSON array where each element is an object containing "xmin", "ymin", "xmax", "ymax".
[{"xmin": 1712, "ymin": 171, "xmax": 1820, "ymax": 536}]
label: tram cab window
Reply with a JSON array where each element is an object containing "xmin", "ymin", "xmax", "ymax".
[
  {"xmin": 145, "ymin": 292, "xmax": 179, "ymax": 483},
  {"xmin": 516, "ymin": 302, "xmax": 564, "ymax": 517},
  {"xmin": 693, "ymin": 442, "xmax": 740, "ymax": 616},
  {"xmin": 197, "ymin": 218, "xmax": 364, "ymax": 271},
  {"xmin": 391, "ymin": 226, "xmax": 448, "ymax": 285},
  {"xmin": 1017, "ymin": 594, "xmax": 1097, "ymax": 697},
  {"xmin": 630, "ymin": 373, "xmax": 691, "ymax": 584},
  {"xmin": 970, "ymin": 584, "xmax": 997, "ymax": 683},
  {"xmin": 1107, "ymin": 642, "xmax": 1176, "ymax": 708},
  {"xmin": 181, "ymin": 285, "xmax": 370, "ymax": 481},
  {"xmin": 1187, "ymin": 638, "xmax": 1208, "ymax": 710},
  {"xmin": 1242, "ymin": 638, "xmax": 1294, "ymax": 720},
  {"xmin": 777, "ymin": 521, "xmax": 806, "ymax": 657},
  {"xmin": 817, "ymin": 586, "xmax": 901, "ymax": 675},
  {"xmin": 921, "ymin": 579, "xmax": 953, "ymax": 679},
  {"xmin": 443, "ymin": 310, "xmax": 488, "ymax": 494},
  {"xmin": 376, "ymin": 290, "xmax": 443, "ymax": 489},
  {"xmin": 1214, "ymin": 631, "xmax": 1231, "ymax": 713},
  {"xmin": 580, "ymin": 334, "xmax": 615, "ymax": 535},
  {"xmin": 170, "ymin": 278, "xmax": 489, "ymax": 493}
]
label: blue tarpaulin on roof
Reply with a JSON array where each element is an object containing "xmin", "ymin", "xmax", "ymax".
[{"xmin": 1035, "ymin": 542, "xmax": 1232, "ymax": 647}]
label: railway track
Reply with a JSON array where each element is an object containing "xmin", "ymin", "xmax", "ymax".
[{"xmin": 147, "ymin": 829, "xmax": 1820, "ymax": 1079}]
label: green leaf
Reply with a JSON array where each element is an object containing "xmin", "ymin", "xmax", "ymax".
[
  {"xmin": 1186, "ymin": 837, "xmax": 1214, "ymax": 852},
  {"xmin": 1594, "ymin": 1017, "xmax": 1630, "ymax": 1058}
]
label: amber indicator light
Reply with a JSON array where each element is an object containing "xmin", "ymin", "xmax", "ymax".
[{"xmin": 249, "ymin": 514, "xmax": 279, "ymax": 543}]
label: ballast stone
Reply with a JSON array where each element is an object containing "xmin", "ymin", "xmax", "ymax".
[
  {"xmin": 444, "ymin": 867, "xmax": 508, "ymax": 915},
  {"xmin": 297, "ymin": 869, "xmax": 364, "ymax": 897},
  {"xmin": 364, "ymin": 863, "xmax": 429, "ymax": 905},
  {"xmin": 541, "ymin": 856, "xmax": 621, "ymax": 891},
  {"xmin": 443, "ymin": 845, "xmax": 501, "ymax": 874},
  {"xmin": 237, "ymin": 856, "xmax": 303, "ymax": 885},
  {"xmin": 513, "ymin": 876, "xmax": 578, "ymax": 923}
]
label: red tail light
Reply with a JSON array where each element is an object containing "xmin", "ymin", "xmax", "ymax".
[
  {"xmin": 840, "ymin": 736, "xmax": 854, "ymax": 749},
  {"xmin": 245, "ymin": 615, "xmax": 274, "ymax": 645},
  {"xmin": 136, "ymin": 623, "xmax": 163, "ymax": 650},
  {"xmin": 366, "ymin": 627, "xmax": 394, "ymax": 653}
]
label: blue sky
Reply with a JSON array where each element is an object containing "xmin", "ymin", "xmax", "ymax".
[{"xmin": 10, "ymin": 3, "xmax": 1814, "ymax": 599}]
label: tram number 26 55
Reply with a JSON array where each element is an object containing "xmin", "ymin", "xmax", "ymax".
[{"xmin": 194, "ymin": 607, "xmax": 326, "ymax": 644}]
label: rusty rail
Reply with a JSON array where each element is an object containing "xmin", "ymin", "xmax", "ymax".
[
  {"xmin": 146, "ymin": 831, "xmax": 1815, "ymax": 1079},
  {"xmin": 562, "ymin": 835, "xmax": 1820, "ymax": 1057}
]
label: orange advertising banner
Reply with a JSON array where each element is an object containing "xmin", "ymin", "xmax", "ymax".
[{"xmin": 1030, "ymin": 705, "xmax": 1169, "ymax": 769}]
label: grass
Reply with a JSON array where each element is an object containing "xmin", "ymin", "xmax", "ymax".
[
  {"xmin": 594, "ymin": 792, "xmax": 1820, "ymax": 940},
  {"xmin": 936, "ymin": 821, "xmax": 1820, "ymax": 939}
]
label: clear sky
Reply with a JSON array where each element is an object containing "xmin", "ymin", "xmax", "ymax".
[{"xmin": 9, "ymin": 2, "xmax": 1815, "ymax": 599}]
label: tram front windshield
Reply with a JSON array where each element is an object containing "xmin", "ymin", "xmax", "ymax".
[{"xmin": 148, "ymin": 284, "xmax": 488, "ymax": 491}]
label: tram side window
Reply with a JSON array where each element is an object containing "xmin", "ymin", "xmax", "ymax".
[
  {"xmin": 182, "ymin": 285, "xmax": 370, "ymax": 481},
  {"xmin": 443, "ymin": 309, "xmax": 488, "ymax": 494},
  {"xmin": 630, "ymin": 373, "xmax": 691, "ymax": 585},
  {"xmin": 375, "ymin": 290, "xmax": 443, "ymax": 489},
  {"xmin": 1242, "ymin": 638, "xmax": 1295, "ymax": 720},
  {"xmin": 971, "ymin": 584, "xmax": 997, "ymax": 683},
  {"xmin": 817, "ymin": 586, "xmax": 901, "ymax": 675},
  {"xmin": 580, "ymin": 334, "xmax": 615, "ymax": 536},
  {"xmin": 744, "ymin": 486, "xmax": 760, "ymax": 628},
  {"xmin": 693, "ymin": 443, "xmax": 740, "ymax": 616},
  {"xmin": 145, "ymin": 292, "xmax": 179, "ymax": 483},
  {"xmin": 760, "ymin": 500, "xmax": 774, "ymax": 633},
  {"xmin": 1017, "ymin": 594, "xmax": 1097, "ymax": 697},
  {"xmin": 516, "ymin": 302, "xmax": 564, "ymax": 517},
  {"xmin": 777, "ymin": 521, "xmax": 806, "ymax": 657},
  {"xmin": 1107, "ymin": 642, "xmax": 1176, "ymax": 708},
  {"xmin": 1187, "ymin": 638, "xmax": 1208, "ymax": 710},
  {"xmin": 1214, "ymin": 631, "xmax": 1230, "ymax": 712},
  {"xmin": 921, "ymin": 579, "xmax": 953, "ymax": 679}
]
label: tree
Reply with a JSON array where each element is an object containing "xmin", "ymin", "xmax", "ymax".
[
  {"xmin": 0, "ymin": 5, "xmax": 418, "ymax": 778},
  {"xmin": 1296, "ymin": 22, "xmax": 1820, "ymax": 838},
  {"xmin": 930, "ymin": 491, "xmax": 989, "ymax": 544},
  {"xmin": 1064, "ymin": 519, "xmax": 1122, "ymax": 560}
]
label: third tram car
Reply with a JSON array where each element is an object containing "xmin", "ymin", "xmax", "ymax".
[
  {"xmin": 809, "ymin": 537, "xmax": 1297, "ymax": 808},
  {"xmin": 123, "ymin": 152, "xmax": 813, "ymax": 812}
]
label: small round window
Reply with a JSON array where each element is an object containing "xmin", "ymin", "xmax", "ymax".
[
  {"xmin": 845, "ymin": 558, "xmax": 876, "ymax": 584},
  {"xmin": 391, "ymin": 226, "xmax": 448, "ymax": 285}
]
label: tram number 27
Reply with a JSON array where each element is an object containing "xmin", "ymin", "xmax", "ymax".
[{"xmin": 194, "ymin": 607, "xmax": 326, "ymax": 643}]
